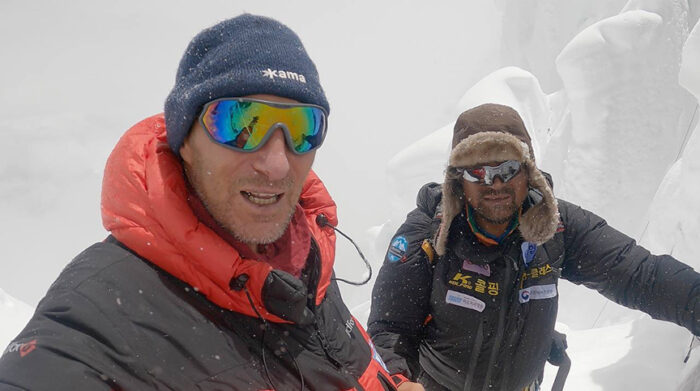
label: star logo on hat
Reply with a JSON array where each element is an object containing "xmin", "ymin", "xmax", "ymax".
[
  {"xmin": 262, "ymin": 68, "xmax": 278, "ymax": 80},
  {"xmin": 261, "ymin": 68, "xmax": 307, "ymax": 83}
]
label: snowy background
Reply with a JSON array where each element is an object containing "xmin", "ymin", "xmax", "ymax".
[{"xmin": 1, "ymin": 1, "xmax": 699, "ymax": 389}]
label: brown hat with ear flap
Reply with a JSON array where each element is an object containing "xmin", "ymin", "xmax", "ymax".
[{"xmin": 434, "ymin": 103, "xmax": 560, "ymax": 256}]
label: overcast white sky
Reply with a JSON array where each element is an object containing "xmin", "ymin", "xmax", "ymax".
[{"xmin": 0, "ymin": 1, "xmax": 500, "ymax": 305}]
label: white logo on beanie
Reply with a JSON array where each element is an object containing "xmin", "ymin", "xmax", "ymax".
[{"xmin": 261, "ymin": 68, "xmax": 307, "ymax": 83}]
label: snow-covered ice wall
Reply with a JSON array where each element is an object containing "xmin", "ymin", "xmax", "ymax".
[{"xmin": 554, "ymin": 0, "xmax": 698, "ymax": 239}]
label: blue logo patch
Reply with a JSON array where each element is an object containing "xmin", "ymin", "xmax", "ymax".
[
  {"xmin": 387, "ymin": 236, "xmax": 408, "ymax": 262},
  {"xmin": 521, "ymin": 241, "xmax": 537, "ymax": 267}
]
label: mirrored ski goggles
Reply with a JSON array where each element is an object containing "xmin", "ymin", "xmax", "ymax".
[
  {"xmin": 454, "ymin": 160, "xmax": 522, "ymax": 185},
  {"xmin": 199, "ymin": 98, "xmax": 328, "ymax": 154}
]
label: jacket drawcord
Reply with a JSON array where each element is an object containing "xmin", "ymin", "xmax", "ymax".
[
  {"xmin": 232, "ymin": 274, "xmax": 306, "ymax": 391},
  {"xmin": 683, "ymin": 335, "xmax": 700, "ymax": 363}
]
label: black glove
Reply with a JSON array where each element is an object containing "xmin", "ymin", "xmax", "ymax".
[{"xmin": 548, "ymin": 330, "xmax": 568, "ymax": 366}]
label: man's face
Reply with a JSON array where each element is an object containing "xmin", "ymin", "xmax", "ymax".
[
  {"xmin": 462, "ymin": 162, "xmax": 529, "ymax": 226},
  {"xmin": 180, "ymin": 94, "xmax": 316, "ymax": 245}
]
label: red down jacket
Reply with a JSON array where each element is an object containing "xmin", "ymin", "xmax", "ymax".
[{"xmin": 0, "ymin": 114, "xmax": 397, "ymax": 390}]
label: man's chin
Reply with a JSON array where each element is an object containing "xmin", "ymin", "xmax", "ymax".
[
  {"xmin": 476, "ymin": 208, "xmax": 517, "ymax": 225},
  {"xmin": 227, "ymin": 214, "xmax": 294, "ymax": 245}
]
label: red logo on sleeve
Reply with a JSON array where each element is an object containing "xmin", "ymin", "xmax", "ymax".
[
  {"xmin": 19, "ymin": 339, "xmax": 37, "ymax": 357},
  {"xmin": 4, "ymin": 339, "xmax": 37, "ymax": 358}
]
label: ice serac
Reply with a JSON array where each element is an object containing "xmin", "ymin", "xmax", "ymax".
[
  {"xmin": 495, "ymin": 0, "xmax": 627, "ymax": 93},
  {"xmin": 555, "ymin": 0, "xmax": 697, "ymax": 239},
  {"xmin": 640, "ymin": 120, "xmax": 700, "ymax": 267},
  {"xmin": 0, "ymin": 287, "xmax": 33, "ymax": 350},
  {"xmin": 640, "ymin": 18, "xmax": 700, "ymax": 390}
]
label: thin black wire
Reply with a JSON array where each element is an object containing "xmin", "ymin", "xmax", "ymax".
[
  {"xmin": 683, "ymin": 335, "xmax": 699, "ymax": 363},
  {"xmin": 284, "ymin": 343, "xmax": 305, "ymax": 391},
  {"xmin": 324, "ymin": 223, "xmax": 373, "ymax": 286},
  {"xmin": 243, "ymin": 287, "xmax": 305, "ymax": 391},
  {"xmin": 591, "ymin": 300, "xmax": 608, "ymax": 328}
]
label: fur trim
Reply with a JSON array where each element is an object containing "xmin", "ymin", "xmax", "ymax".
[{"xmin": 435, "ymin": 132, "xmax": 559, "ymax": 255}]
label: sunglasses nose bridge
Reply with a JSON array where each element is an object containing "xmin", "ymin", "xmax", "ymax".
[
  {"xmin": 483, "ymin": 173, "xmax": 506, "ymax": 187},
  {"xmin": 270, "ymin": 122, "xmax": 299, "ymax": 153},
  {"xmin": 252, "ymin": 128, "xmax": 292, "ymax": 180}
]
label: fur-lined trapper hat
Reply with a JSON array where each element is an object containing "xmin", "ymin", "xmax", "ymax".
[{"xmin": 435, "ymin": 103, "xmax": 559, "ymax": 256}]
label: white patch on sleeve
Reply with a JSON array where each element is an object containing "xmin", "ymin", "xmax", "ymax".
[
  {"xmin": 519, "ymin": 284, "xmax": 557, "ymax": 303},
  {"xmin": 367, "ymin": 338, "xmax": 389, "ymax": 372},
  {"xmin": 445, "ymin": 290, "xmax": 486, "ymax": 312}
]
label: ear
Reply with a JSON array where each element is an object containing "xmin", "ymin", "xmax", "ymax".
[{"xmin": 179, "ymin": 130, "xmax": 195, "ymax": 164}]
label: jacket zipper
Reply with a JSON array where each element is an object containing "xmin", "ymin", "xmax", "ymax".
[
  {"xmin": 479, "ymin": 247, "xmax": 515, "ymax": 391},
  {"xmin": 500, "ymin": 256, "xmax": 527, "ymax": 386},
  {"xmin": 311, "ymin": 321, "xmax": 364, "ymax": 391},
  {"xmin": 462, "ymin": 320, "xmax": 485, "ymax": 391},
  {"xmin": 307, "ymin": 238, "xmax": 365, "ymax": 391}
]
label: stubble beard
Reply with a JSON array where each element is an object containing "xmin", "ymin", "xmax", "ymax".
[
  {"xmin": 470, "ymin": 188, "xmax": 519, "ymax": 225},
  {"xmin": 184, "ymin": 160, "xmax": 299, "ymax": 246}
]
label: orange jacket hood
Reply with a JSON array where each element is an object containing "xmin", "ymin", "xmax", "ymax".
[{"xmin": 101, "ymin": 114, "xmax": 338, "ymax": 323}]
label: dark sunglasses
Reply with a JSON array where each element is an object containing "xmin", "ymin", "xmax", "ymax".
[
  {"xmin": 455, "ymin": 160, "xmax": 522, "ymax": 185},
  {"xmin": 199, "ymin": 98, "xmax": 328, "ymax": 154}
]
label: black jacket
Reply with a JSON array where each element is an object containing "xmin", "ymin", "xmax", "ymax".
[
  {"xmin": 368, "ymin": 183, "xmax": 700, "ymax": 390},
  {"xmin": 0, "ymin": 237, "xmax": 395, "ymax": 390}
]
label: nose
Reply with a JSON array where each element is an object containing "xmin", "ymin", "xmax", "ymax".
[
  {"xmin": 252, "ymin": 128, "xmax": 291, "ymax": 181},
  {"xmin": 489, "ymin": 176, "xmax": 506, "ymax": 188}
]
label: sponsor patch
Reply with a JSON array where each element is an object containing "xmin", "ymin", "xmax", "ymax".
[
  {"xmin": 462, "ymin": 259, "xmax": 491, "ymax": 276},
  {"xmin": 519, "ymin": 284, "xmax": 557, "ymax": 303},
  {"xmin": 521, "ymin": 241, "xmax": 537, "ymax": 267},
  {"xmin": 445, "ymin": 290, "xmax": 486, "ymax": 312},
  {"xmin": 387, "ymin": 236, "xmax": 408, "ymax": 262}
]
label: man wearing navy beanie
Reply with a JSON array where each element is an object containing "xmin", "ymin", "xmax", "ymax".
[{"xmin": 0, "ymin": 14, "xmax": 400, "ymax": 390}]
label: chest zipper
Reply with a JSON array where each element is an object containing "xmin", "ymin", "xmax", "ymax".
[
  {"xmin": 500, "ymin": 254, "xmax": 528, "ymax": 386},
  {"xmin": 311, "ymin": 320, "xmax": 365, "ymax": 391},
  {"xmin": 307, "ymin": 239, "xmax": 341, "ymax": 367},
  {"xmin": 312, "ymin": 320, "xmax": 342, "ymax": 367},
  {"xmin": 477, "ymin": 246, "xmax": 517, "ymax": 391},
  {"xmin": 462, "ymin": 320, "xmax": 485, "ymax": 391},
  {"xmin": 307, "ymin": 239, "xmax": 365, "ymax": 391}
]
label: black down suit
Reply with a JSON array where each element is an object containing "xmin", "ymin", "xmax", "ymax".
[{"xmin": 368, "ymin": 182, "xmax": 700, "ymax": 391}]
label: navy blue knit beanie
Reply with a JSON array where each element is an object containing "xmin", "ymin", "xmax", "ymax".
[{"xmin": 164, "ymin": 14, "xmax": 329, "ymax": 156}]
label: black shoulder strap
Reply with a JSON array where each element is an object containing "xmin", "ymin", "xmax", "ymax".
[{"xmin": 421, "ymin": 203, "xmax": 444, "ymax": 265}]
